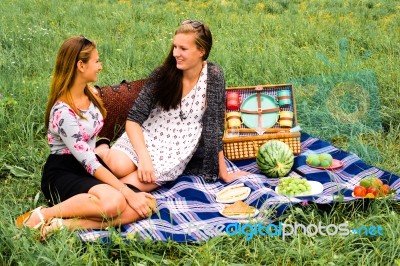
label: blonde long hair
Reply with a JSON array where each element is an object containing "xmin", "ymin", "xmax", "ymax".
[{"xmin": 45, "ymin": 36, "xmax": 106, "ymax": 129}]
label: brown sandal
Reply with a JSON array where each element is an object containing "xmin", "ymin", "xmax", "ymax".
[{"xmin": 15, "ymin": 206, "xmax": 46, "ymax": 230}]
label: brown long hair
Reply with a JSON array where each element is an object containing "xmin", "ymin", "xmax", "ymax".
[
  {"xmin": 153, "ymin": 21, "xmax": 213, "ymax": 111},
  {"xmin": 45, "ymin": 36, "xmax": 106, "ymax": 129}
]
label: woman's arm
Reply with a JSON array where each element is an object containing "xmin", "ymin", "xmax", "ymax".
[
  {"xmin": 218, "ymin": 151, "xmax": 229, "ymax": 179},
  {"xmin": 214, "ymin": 64, "xmax": 226, "ymax": 153},
  {"xmin": 213, "ymin": 65, "xmax": 229, "ymax": 179},
  {"xmin": 124, "ymin": 74, "xmax": 157, "ymax": 183},
  {"xmin": 126, "ymin": 71, "xmax": 158, "ymax": 125},
  {"xmin": 125, "ymin": 120, "xmax": 155, "ymax": 183},
  {"xmin": 218, "ymin": 151, "xmax": 251, "ymax": 183},
  {"xmin": 211, "ymin": 65, "xmax": 251, "ymax": 182},
  {"xmin": 92, "ymin": 166, "xmax": 155, "ymax": 217},
  {"xmin": 51, "ymin": 103, "xmax": 154, "ymax": 217},
  {"xmin": 50, "ymin": 103, "xmax": 101, "ymax": 175}
]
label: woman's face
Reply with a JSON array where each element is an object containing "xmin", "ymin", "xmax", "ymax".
[
  {"xmin": 173, "ymin": 32, "xmax": 204, "ymax": 71},
  {"xmin": 80, "ymin": 48, "xmax": 102, "ymax": 83}
]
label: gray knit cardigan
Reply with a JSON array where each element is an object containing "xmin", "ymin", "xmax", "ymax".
[{"xmin": 127, "ymin": 62, "xmax": 225, "ymax": 182}]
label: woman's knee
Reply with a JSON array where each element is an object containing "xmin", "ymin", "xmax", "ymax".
[
  {"xmin": 117, "ymin": 208, "xmax": 141, "ymax": 225},
  {"xmin": 104, "ymin": 150, "xmax": 135, "ymax": 177},
  {"xmin": 116, "ymin": 198, "xmax": 157, "ymax": 225},
  {"xmin": 98, "ymin": 191, "xmax": 127, "ymax": 218}
]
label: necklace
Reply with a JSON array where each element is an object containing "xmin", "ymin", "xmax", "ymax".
[
  {"xmin": 179, "ymin": 64, "xmax": 203, "ymax": 121},
  {"xmin": 179, "ymin": 85, "xmax": 198, "ymax": 120}
]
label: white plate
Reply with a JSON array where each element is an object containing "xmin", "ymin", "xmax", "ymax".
[
  {"xmin": 216, "ymin": 184, "xmax": 251, "ymax": 203},
  {"xmin": 219, "ymin": 208, "xmax": 260, "ymax": 219},
  {"xmin": 275, "ymin": 180, "xmax": 324, "ymax": 197}
]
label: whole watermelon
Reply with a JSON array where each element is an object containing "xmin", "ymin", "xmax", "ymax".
[{"xmin": 256, "ymin": 140, "xmax": 294, "ymax": 178}]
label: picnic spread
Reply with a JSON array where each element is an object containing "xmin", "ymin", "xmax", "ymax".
[
  {"xmin": 77, "ymin": 132, "xmax": 400, "ymax": 242},
  {"xmin": 78, "ymin": 82, "xmax": 400, "ymax": 243}
]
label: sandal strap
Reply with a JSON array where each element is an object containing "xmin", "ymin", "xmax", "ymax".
[
  {"xmin": 40, "ymin": 218, "xmax": 65, "ymax": 241},
  {"xmin": 49, "ymin": 218, "xmax": 64, "ymax": 229},
  {"xmin": 32, "ymin": 207, "xmax": 45, "ymax": 229}
]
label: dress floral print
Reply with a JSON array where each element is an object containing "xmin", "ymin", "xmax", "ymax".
[
  {"xmin": 48, "ymin": 101, "xmax": 104, "ymax": 175},
  {"xmin": 112, "ymin": 63, "xmax": 208, "ymax": 184}
]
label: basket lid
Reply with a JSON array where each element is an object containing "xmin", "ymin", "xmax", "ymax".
[{"xmin": 240, "ymin": 93, "xmax": 279, "ymax": 128}]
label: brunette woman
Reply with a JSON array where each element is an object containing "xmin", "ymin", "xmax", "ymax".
[{"xmin": 98, "ymin": 20, "xmax": 248, "ymax": 192}]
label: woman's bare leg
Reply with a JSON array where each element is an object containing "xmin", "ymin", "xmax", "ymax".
[
  {"xmin": 96, "ymin": 147, "xmax": 137, "ymax": 178},
  {"xmin": 42, "ymin": 197, "xmax": 156, "ymax": 232},
  {"xmin": 96, "ymin": 148, "xmax": 158, "ymax": 192},
  {"xmin": 120, "ymin": 171, "xmax": 159, "ymax": 192},
  {"xmin": 21, "ymin": 184, "xmax": 127, "ymax": 228},
  {"xmin": 21, "ymin": 183, "xmax": 157, "ymax": 229}
]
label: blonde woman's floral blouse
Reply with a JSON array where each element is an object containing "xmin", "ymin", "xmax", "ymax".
[{"xmin": 47, "ymin": 101, "xmax": 104, "ymax": 175}]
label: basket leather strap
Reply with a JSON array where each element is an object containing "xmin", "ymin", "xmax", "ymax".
[
  {"xmin": 277, "ymin": 95, "xmax": 291, "ymax": 100},
  {"xmin": 257, "ymin": 92, "xmax": 262, "ymax": 128},
  {"xmin": 240, "ymin": 92, "xmax": 280, "ymax": 128},
  {"xmin": 240, "ymin": 108, "xmax": 280, "ymax": 114}
]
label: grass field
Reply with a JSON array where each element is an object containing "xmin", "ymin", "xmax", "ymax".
[{"xmin": 1, "ymin": 0, "xmax": 399, "ymax": 265}]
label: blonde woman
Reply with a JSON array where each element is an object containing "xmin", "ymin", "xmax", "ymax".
[
  {"xmin": 97, "ymin": 20, "xmax": 248, "ymax": 192},
  {"xmin": 16, "ymin": 36, "xmax": 156, "ymax": 240}
]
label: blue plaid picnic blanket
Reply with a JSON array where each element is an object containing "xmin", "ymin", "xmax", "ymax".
[{"xmin": 77, "ymin": 132, "xmax": 400, "ymax": 242}]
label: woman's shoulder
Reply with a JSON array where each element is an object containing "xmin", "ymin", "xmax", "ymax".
[
  {"xmin": 206, "ymin": 61, "xmax": 224, "ymax": 77},
  {"xmin": 52, "ymin": 101, "xmax": 70, "ymax": 110},
  {"xmin": 206, "ymin": 61, "xmax": 222, "ymax": 70},
  {"xmin": 50, "ymin": 101, "xmax": 77, "ymax": 117},
  {"xmin": 146, "ymin": 66, "xmax": 163, "ymax": 82}
]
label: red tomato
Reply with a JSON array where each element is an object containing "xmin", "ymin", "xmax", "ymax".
[
  {"xmin": 353, "ymin": 186, "xmax": 367, "ymax": 197},
  {"xmin": 367, "ymin": 186, "xmax": 379, "ymax": 197},
  {"xmin": 379, "ymin": 184, "xmax": 390, "ymax": 195}
]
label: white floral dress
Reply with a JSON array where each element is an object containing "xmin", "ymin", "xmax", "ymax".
[{"xmin": 112, "ymin": 64, "xmax": 208, "ymax": 184}]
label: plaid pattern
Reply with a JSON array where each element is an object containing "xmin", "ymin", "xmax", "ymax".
[{"xmin": 77, "ymin": 132, "xmax": 400, "ymax": 242}]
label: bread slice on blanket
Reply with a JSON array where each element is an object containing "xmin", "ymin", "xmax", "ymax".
[{"xmin": 222, "ymin": 200, "xmax": 255, "ymax": 216}]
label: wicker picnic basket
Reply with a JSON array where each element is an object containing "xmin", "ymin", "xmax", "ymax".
[{"xmin": 223, "ymin": 84, "xmax": 301, "ymax": 160}]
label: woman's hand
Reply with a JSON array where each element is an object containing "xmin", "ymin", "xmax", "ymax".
[
  {"xmin": 125, "ymin": 121, "xmax": 155, "ymax": 183},
  {"xmin": 137, "ymin": 155, "xmax": 156, "ymax": 183},
  {"xmin": 123, "ymin": 188, "xmax": 156, "ymax": 218},
  {"xmin": 218, "ymin": 151, "xmax": 251, "ymax": 183}
]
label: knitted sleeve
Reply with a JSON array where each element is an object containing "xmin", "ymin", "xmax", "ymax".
[
  {"xmin": 184, "ymin": 62, "xmax": 226, "ymax": 182},
  {"xmin": 126, "ymin": 72, "xmax": 158, "ymax": 125},
  {"xmin": 210, "ymin": 64, "xmax": 226, "ymax": 152}
]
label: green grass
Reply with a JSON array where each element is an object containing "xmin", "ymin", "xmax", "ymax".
[{"xmin": 1, "ymin": 0, "xmax": 399, "ymax": 265}]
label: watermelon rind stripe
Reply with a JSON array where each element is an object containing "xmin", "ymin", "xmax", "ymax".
[{"xmin": 256, "ymin": 140, "xmax": 294, "ymax": 178}]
